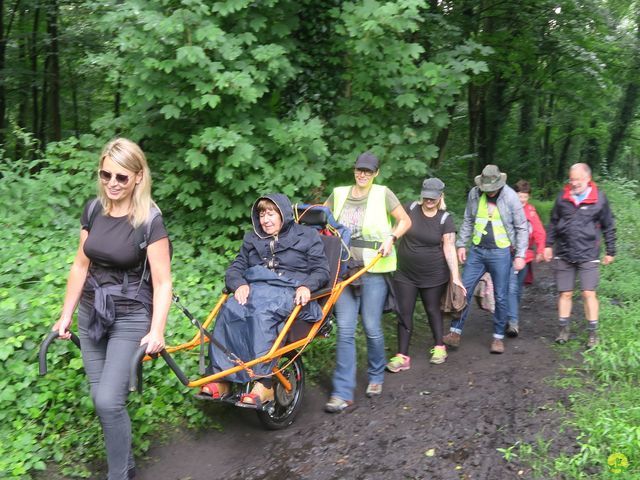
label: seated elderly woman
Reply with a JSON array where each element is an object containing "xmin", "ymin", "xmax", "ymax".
[{"xmin": 199, "ymin": 193, "xmax": 330, "ymax": 407}]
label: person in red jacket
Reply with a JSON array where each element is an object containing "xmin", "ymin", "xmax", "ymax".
[
  {"xmin": 505, "ymin": 180, "xmax": 546, "ymax": 337},
  {"xmin": 543, "ymin": 163, "xmax": 616, "ymax": 348}
]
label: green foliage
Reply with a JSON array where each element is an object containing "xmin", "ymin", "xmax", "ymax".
[
  {"xmin": 84, "ymin": 0, "xmax": 490, "ymax": 232},
  {"xmin": 528, "ymin": 198, "xmax": 554, "ymax": 225},
  {"xmin": 324, "ymin": 0, "xmax": 491, "ymax": 200},
  {"xmin": 91, "ymin": 0, "xmax": 331, "ymax": 248}
]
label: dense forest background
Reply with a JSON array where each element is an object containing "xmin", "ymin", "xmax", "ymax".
[
  {"xmin": 2, "ymin": 0, "xmax": 640, "ymax": 209},
  {"xmin": 2, "ymin": 0, "xmax": 640, "ymax": 478}
]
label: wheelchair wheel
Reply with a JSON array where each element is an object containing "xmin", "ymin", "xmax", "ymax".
[{"xmin": 257, "ymin": 352, "xmax": 305, "ymax": 430}]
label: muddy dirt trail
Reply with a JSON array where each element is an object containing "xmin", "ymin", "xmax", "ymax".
[{"xmin": 135, "ymin": 263, "xmax": 579, "ymax": 480}]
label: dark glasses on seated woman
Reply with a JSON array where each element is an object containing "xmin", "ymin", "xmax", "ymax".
[{"xmin": 98, "ymin": 169, "xmax": 131, "ymax": 185}]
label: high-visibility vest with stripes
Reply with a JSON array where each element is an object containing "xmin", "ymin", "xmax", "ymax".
[
  {"xmin": 472, "ymin": 194, "xmax": 511, "ymax": 248},
  {"xmin": 332, "ymin": 184, "xmax": 397, "ymax": 273}
]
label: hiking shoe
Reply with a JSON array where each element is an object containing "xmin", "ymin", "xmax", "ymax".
[
  {"xmin": 490, "ymin": 338, "xmax": 504, "ymax": 354},
  {"xmin": 365, "ymin": 383, "xmax": 383, "ymax": 397},
  {"xmin": 555, "ymin": 326, "xmax": 570, "ymax": 344},
  {"xmin": 324, "ymin": 397, "xmax": 352, "ymax": 413},
  {"xmin": 586, "ymin": 332, "xmax": 599, "ymax": 349},
  {"xmin": 429, "ymin": 346, "xmax": 447, "ymax": 364},
  {"xmin": 506, "ymin": 323, "xmax": 519, "ymax": 338},
  {"xmin": 386, "ymin": 353, "xmax": 411, "ymax": 372},
  {"xmin": 443, "ymin": 332, "xmax": 461, "ymax": 348}
]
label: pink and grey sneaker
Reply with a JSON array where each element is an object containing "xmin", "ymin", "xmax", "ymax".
[{"xmin": 386, "ymin": 353, "xmax": 411, "ymax": 373}]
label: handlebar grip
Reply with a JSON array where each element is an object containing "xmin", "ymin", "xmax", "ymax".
[
  {"xmin": 128, "ymin": 346, "xmax": 191, "ymax": 392},
  {"xmin": 160, "ymin": 350, "xmax": 190, "ymax": 386},
  {"xmin": 129, "ymin": 345, "xmax": 148, "ymax": 392},
  {"xmin": 39, "ymin": 331, "xmax": 81, "ymax": 376}
]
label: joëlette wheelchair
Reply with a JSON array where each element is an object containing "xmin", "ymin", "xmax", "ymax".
[{"xmin": 39, "ymin": 205, "xmax": 381, "ymax": 430}]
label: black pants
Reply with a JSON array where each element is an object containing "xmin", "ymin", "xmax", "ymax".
[{"xmin": 394, "ymin": 280, "xmax": 447, "ymax": 355}]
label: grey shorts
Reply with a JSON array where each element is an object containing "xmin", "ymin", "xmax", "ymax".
[{"xmin": 553, "ymin": 258, "xmax": 600, "ymax": 291}]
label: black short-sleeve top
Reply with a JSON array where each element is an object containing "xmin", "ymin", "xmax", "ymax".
[
  {"xmin": 80, "ymin": 199, "xmax": 168, "ymax": 305},
  {"xmin": 395, "ymin": 204, "xmax": 456, "ymax": 288}
]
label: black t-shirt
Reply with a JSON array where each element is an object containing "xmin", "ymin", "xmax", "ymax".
[
  {"xmin": 395, "ymin": 204, "xmax": 456, "ymax": 288},
  {"xmin": 80, "ymin": 199, "xmax": 168, "ymax": 306}
]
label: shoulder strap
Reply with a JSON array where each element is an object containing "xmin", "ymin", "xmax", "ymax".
[
  {"xmin": 409, "ymin": 201, "xmax": 419, "ymax": 211},
  {"xmin": 440, "ymin": 211, "xmax": 449, "ymax": 225},
  {"xmin": 86, "ymin": 198, "xmax": 102, "ymax": 231},
  {"xmin": 138, "ymin": 206, "xmax": 162, "ymax": 250},
  {"xmin": 135, "ymin": 207, "xmax": 163, "ymax": 285}
]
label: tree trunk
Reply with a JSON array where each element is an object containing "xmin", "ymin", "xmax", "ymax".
[
  {"xmin": 582, "ymin": 119, "xmax": 601, "ymax": 171},
  {"xmin": 476, "ymin": 85, "xmax": 489, "ymax": 173},
  {"xmin": 463, "ymin": 0, "xmax": 481, "ymax": 181},
  {"xmin": 540, "ymin": 94, "xmax": 555, "ymax": 183},
  {"xmin": 31, "ymin": 0, "xmax": 41, "ymax": 146},
  {"xmin": 482, "ymin": 75, "xmax": 511, "ymax": 165},
  {"xmin": 0, "ymin": 0, "xmax": 21, "ymax": 148},
  {"xmin": 39, "ymin": 46, "xmax": 48, "ymax": 149},
  {"xmin": 0, "ymin": 0, "xmax": 5, "ymax": 148},
  {"xmin": 432, "ymin": 105, "xmax": 456, "ymax": 169},
  {"xmin": 46, "ymin": 0, "xmax": 61, "ymax": 141},
  {"xmin": 606, "ymin": 82, "xmax": 639, "ymax": 169},
  {"xmin": 467, "ymin": 83, "xmax": 481, "ymax": 165},
  {"xmin": 605, "ymin": 12, "xmax": 640, "ymax": 170},
  {"xmin": 66, "ymin": 58, "xmax": 79, "ymax": 137},
  {"xmin": 16, "ymin": 5, "xmax": 29, "ymax": 158},
  {"xmin": 114, "ymin": 76, "xmax": 121, "ymax": 117},
  {"xmin": 556, "ymin": 122, "xmax": 575, "ymax": 181},
  {"xmin": 518, "ymin": 93, "xmax": 534, "ymax": 165}
]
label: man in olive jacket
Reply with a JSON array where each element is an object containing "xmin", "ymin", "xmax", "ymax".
[
  {"xmin": 543, "ymin": 163, "xmax": 616, "ymax": 348},
  {"xmin": 444, "ymin": 165, "xmax": 528, "ymax": 354}
]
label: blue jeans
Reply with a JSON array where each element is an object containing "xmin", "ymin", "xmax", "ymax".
[
  {"xmin": 331, "ymin": 273, "xmax": 387, "ymax": 402},
  {"xmin": 507, "ymin": 262, "xmax": 529, "ymax": 326},
  {"xmin": 450, "ymin": 246, "xmax": 512, "ymax": 339}
]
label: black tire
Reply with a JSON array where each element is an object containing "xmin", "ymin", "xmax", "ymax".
[{"xmin": 257, "ymin": 352, "xmax": 305, "ymax": 430}]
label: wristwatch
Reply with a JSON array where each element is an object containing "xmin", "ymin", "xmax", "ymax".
[{"xmin": 388, "ymin": 234, "xmax": 397, "ymax": 243}]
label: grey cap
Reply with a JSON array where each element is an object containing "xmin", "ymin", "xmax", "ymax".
[
  {"xmin": 475, "ymin": 164, "xmax": 507, "ymax": 192},
  {"xmin": 421, "ymin": 177, "xmax": 445, "ymax": 199},
  {"xmin": 354, "ymin": 151, "xmax": 379, "ymax": 171}
]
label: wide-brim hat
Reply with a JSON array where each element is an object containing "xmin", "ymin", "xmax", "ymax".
[{"xmin": 475, "ymin": 165, "xmax": 507, "ymax": 192}]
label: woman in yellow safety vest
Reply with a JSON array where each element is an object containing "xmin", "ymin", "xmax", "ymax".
[{"xmin": 323, "ymin": 151, "xmax": 411, "ymax": 413}]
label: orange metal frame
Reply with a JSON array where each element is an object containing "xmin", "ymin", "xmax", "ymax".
[{"xmin": 144, "ymin": 254, "xmax": 382, "ymax": 390}]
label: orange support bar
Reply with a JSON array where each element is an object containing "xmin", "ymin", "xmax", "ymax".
[{"xmin": 151, "ymin": 255, "xmax": 384, "ymax": 388}]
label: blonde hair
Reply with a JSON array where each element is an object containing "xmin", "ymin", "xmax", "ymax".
[
  {"xmin": 419, "ymin": 193, "xmax": 447, "ymax": 211},
  {"xmin": 97, "ymin": 138, "xmax": 154, "ymax": 228}
]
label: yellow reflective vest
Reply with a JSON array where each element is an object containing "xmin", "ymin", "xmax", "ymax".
[
  {"xmin": 472, "ymin": 194, "xmax": 511, "ymax": 248},
  {"xmin": 332, "ymin": 184, "xmax": 397, "ymax": 273}
]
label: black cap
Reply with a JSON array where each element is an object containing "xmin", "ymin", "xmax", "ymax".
[
  {"xmin": 421, "ymin": 177, "xmax": 445, "ymax": 199},
  {"xmin": 354, "ymin": 151, "xmax": 379, "ymax": 171}
]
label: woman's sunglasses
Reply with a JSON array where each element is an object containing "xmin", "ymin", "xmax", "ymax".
[{"xmin": 99, "ymin": 169, "xmax": 131, "ymax": 185}]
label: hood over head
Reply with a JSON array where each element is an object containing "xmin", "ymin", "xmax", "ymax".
[{"xmin": 251, "ymin": 193, "xmax": 294, "ymax": 238}]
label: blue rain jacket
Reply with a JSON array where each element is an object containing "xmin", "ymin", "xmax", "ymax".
[{"xmin": 210, "ymin": 194, "xmax": 330, "ymax": 382}]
